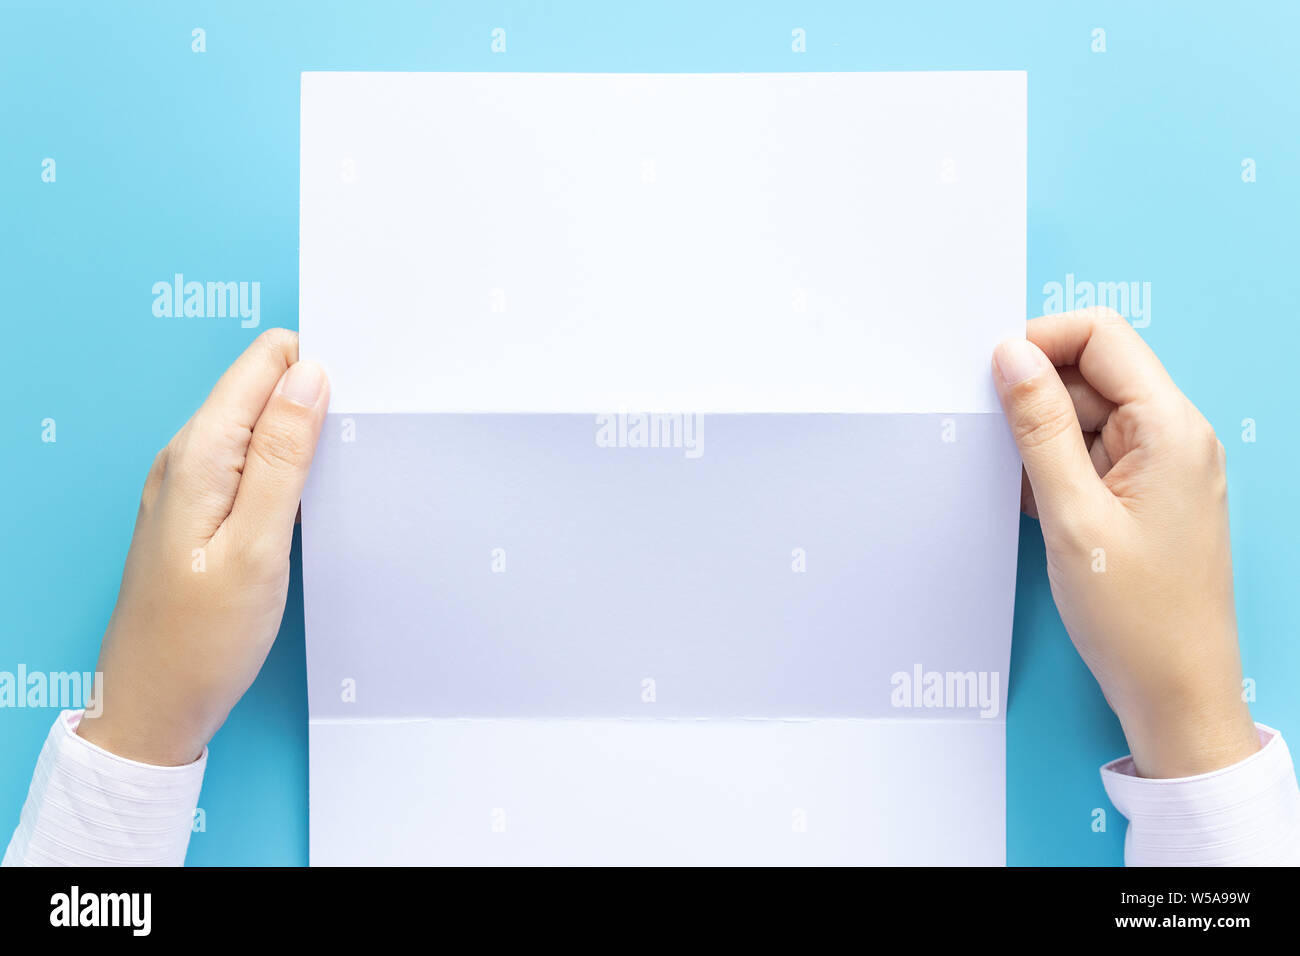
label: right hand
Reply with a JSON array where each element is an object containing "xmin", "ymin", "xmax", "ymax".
[{"xmin": 991, "ymin": 308, "xmax": 1259, "ymax": 778}]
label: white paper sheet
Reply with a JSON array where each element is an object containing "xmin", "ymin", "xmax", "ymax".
[{"xmin": 300, "ymin": 71, "xmax": 1025, "ymax": 865}]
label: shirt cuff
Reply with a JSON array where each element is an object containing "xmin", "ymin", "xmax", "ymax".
[
  {"xmin": 2, "ymin": 710, "xmax": 206, "ymax": 867},
  {"xmin": 1101, "ymin": 723, "xmax": 1300, "ymax": 866}
]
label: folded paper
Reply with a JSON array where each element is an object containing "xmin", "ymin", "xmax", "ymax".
[{"xmin": 300, "ymin": 70, "xmax": 1025, "ymax": 864}]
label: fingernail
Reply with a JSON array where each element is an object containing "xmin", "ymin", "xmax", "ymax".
[
  {"xmin": 279, "ymin": 361, "xmax": 325, "ymax": 407},
  {"xmin": 994, "ymin": 339, "xmax": 1046, "ymax": 385}
]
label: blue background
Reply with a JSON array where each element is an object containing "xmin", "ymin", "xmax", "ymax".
[{"xmin": 2, "ymin": 0, "xmax": 1297, "ymax": 866}]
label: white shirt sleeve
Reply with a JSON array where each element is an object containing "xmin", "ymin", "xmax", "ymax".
[
  {"xmin": 9, "ymin": 711, "xmax": 1297, "ymax": 867},
  {"xmin": 2, "ymin": 710, "xmax": 205, "ymax": 867},
  {"xmin": 1101, "ymin": 722, "xmax": 1300, "ymax": 866}
]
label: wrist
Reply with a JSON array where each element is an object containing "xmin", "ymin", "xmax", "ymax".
[
  {"xmin": 76, "ymin": 711, "xmax": 207, "ymax": 767},
  {"xmin": 1118, "ymin": 696, "xmax": 1260, "ymax": 779}
]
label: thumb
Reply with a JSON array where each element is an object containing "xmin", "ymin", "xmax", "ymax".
[
  {"xmin": 226, "ymin": 360, "xmax": 330, "ymax": 553},
  {"xmin": 992, "ymin": 338, "xmax": 1102, "ymax": 527}
]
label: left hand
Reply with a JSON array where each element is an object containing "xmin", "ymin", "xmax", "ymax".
[{"xmin": 78, "ymin": 329, "xmax": 329, "ymax": 765}]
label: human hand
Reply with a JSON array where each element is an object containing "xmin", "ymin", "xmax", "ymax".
[
  {"xmin": 77, "ymin": 329, "xmax": 329, "ymax": 765},
  {"xmin": 992, "ymin": 308, "xmax": 1259, "ymax": 778}
]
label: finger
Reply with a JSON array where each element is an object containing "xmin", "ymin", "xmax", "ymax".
[
  {"xmin": 224, "ymin": 360, "xmax": 330, "ymax": 554},
  {"xmin": 196, "ymin": 328, "xmax": 299, "ymax": 436},
  {"xmin": 162, "ymin": 329, "xmax": 300, "ymax": 523},
  {"xmin": 1019, "ymin": 384, "xmax": 1111, "ymax": 521},
  {"xmin": 1087, "ymin": 431, "xmax": 1114, "ymax": 476},
  {"xmin": 1058, "ymin": 365, "xmax": 1114, "ymax": 432},
  {"xmin": 993, "ymin": 338, "xmax": 1106, "ymax": 528},
  {"xmin": 1020, "ymin": 467, "xmax": 1039, "ymax": 519},
  {"xmin": 1027, "ymin": 308, "xmax": 1174, "ymax": 407}
]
